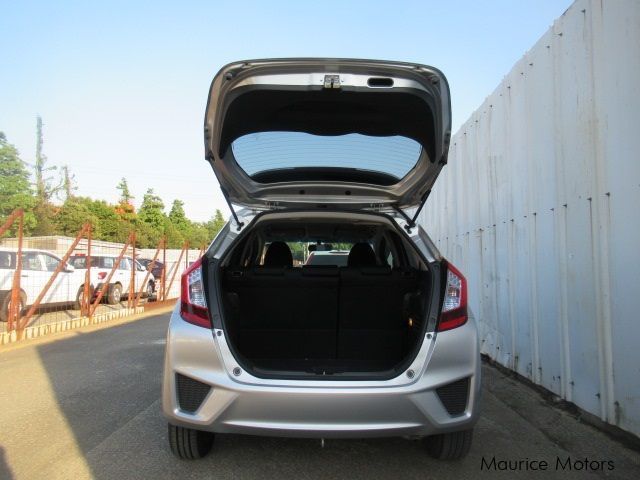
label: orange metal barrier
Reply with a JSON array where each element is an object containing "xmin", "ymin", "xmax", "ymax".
[
  {"xmin": 0, "ymin": 209, "xmax": 24, "ymax": 332},
  {"xmin": 1, "ymin": 209, "xmax": 202, "ymax": 337}
]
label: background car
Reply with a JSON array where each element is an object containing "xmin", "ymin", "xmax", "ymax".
[
  {"xmin": 304, "ymin": 250, "xmax": 350, "ymax": 267},
  {"xmin": 0, "ymin": 248, "xmax": 86, "ymax": 321},
  {"xmin": 137, "ymin": 257, "xmax": 165, "ymax": 281},
  {"xmin": 69, "ymin": 254, "xmax": 155, "ymax": 305}
]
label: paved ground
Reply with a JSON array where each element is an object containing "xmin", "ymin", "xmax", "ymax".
[{"xmin": 0, "ymin": 312, "xmax": 638, "ymax": 480}]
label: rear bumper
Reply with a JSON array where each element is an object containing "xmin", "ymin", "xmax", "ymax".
[{"xmin": 162, "ymin": 305, "xmax": 481, "ymax": 438}]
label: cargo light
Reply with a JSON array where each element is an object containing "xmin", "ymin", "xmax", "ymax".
[
  {"xmin": 437, "ymin": 261, "xmax": 468, "ymax": 332},
  {"xmin": 180, "ymin": 256, "xmax": 211, "ymax": 328}
]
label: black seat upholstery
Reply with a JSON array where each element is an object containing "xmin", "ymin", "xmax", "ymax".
[
  {"xmin": 223, "ymin": 265, "xmax": 339, "ymax": 360},
  {"xmin": 338, "ymin": 266, "xmax": 418, "ymax": 362},
  {"xmin": 263, "ymin": 241, "xmax": 293, "ymax": 267},
  {"xmin": 222, "ymin": 241, "xmax": 420, "ymax": 369},
  {"xmin": 347, "ymin": 242, "xmax": 377, "ymax": 267}
]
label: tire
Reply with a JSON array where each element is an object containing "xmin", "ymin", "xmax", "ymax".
[
  {"xmin": 107, "ymin": 283, "xmax": 122, "ymax": 305},
  {"xmin": 0, "ymin": 290, "xmax": 26, "ymax": 323},
  {"xmin": 145, "ymin": 282, "xmax": 154, "ymax": 299},
  {"xmin": 168, "ymin": 423, "xmax": 214, "ymax": 459},
  {"xmin": 424, "ymin": 429, "xmax": 473, "ymax": 460},
  {"xmin": 74, "ymin": 285, "xmax": 93, "ymax": 310}
]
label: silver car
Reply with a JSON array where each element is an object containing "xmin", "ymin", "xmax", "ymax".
[{"xmin": 162, "ymin": 58, "xmax": 480, "ymax": 461}]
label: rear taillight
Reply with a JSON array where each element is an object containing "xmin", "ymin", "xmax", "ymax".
[
  {"xmin": 97, "ymin": 271, "xmax": 107, "ymax": 280},
  {"xmin": 180, "ymin": 257, "xmax": 211, "ymax": 328},
  {"xmin": 437, "ymin": 261, "xmax": 468, "ymax": 332}
]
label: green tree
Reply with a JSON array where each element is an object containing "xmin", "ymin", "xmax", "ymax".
[
  {"xmin": 168, "ymin": 199, "xmax": 189, "ymax": 232},
  {"xmin": 164, "ymin": 219, "xmax": 185, "ymax": 248},
  {"xmin": 116, "ymin": 177, "xmax": 134, "ymax": 204},
  {"xmin": 54, "ymin": 197, "xmax": 100, "ymax": 237},
  {"xmin": 138, "ymin": 188, "xmax": 166, "ymax": 229},
  {"xmin": 136, "ymin": 189, "xmax": 166, "ymax": 247},
  {"xmin": 205, "ymin": 209, "xmax": 226, "ymax": 239},
  {"xmin": 0, "ymin": 132, "xmax": 37, "ymax": 235}
]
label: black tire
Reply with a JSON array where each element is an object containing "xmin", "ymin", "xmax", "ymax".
[
  {"xmin": 168, "ymin": 423, "xmax": 214, "ymax": 459},
  {"xmin": 0, "ymin": 290, "xmax": 26, "ymax": 323},
  {"xmin": 74, "ymin": 285, "xmax": 93, "ymax": 310},
  {"xmin": 107, "ymin": 283, "xmax": 122, "ymax": 305},
  {"xmin": 145, "ymin": 282, "xmax": 154, "ymax": 299},
  {"xmin": 424, "ymin": 429, "xmax": 473, "ymax": 460}
]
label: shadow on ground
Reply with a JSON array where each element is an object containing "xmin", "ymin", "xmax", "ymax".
[{"xmin": 1, "ymin": 311, "xmax": 630, "ymax": 480}]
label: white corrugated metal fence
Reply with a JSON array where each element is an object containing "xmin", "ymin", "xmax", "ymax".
[{"xmin": 419, "ymin": 0, "xmax": 640, "ymax": 436}]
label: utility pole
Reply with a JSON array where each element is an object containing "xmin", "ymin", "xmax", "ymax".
[
  {"xmin": 35, "ymin": 116, "xmax": 46, "ymax": 202},
  {"xmin": 62, "ymin": 165, "xmax": 76, "ymax": 200}
]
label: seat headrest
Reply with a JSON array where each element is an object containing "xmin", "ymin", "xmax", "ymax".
[
  {"xmin": 347, "ymin": 243, "xmax": 377, "ymax": 267},
  {"xmin": 263, "ymin": 241, "xmax": 293, "ymax": 268}
]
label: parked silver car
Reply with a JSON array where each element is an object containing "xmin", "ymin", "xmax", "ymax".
[{"xmin": 162, "ymin": 58, "xmax": 480, "ymax": 460}]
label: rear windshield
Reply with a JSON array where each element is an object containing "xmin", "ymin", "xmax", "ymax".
[
  {"xmin": 305, "ymin": 252, "xmax": 350, "ymax": 267},
  {"xmin": 232, "ymin": 132, "xmax": 421, "ymax": 181}
]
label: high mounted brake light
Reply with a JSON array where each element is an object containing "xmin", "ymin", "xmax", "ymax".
[
  {"xmin": 180, "ymin": 256, "xmax": 211, "ymax": 328},
  {"xmin": 437, "ymin": 260, "xmax": 468, "ymax": 332}
]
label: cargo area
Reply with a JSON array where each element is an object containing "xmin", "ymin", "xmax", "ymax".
[{"xmin": 216, "ymin": 214, "xmax": 436, "ymax": 378}]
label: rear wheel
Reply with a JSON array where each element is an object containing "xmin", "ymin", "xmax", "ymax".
[
  {"xmin": 74, "ymin": 285, "xmax": 93, "ymax": 310},
  {"xmin": 107, "ymin": 283, "xmax": 122, "ymax": 305},
  {"xmin": 145, "ymin": 282, "xmax": 154, "ymax": 299},
  {"xmin": 168, "ymin": 423, "xmax": 214, "ymax": 459},
  {"xmin": 424, "ymin": 429, "xmax": 473, "ymax": 460},
  {"xmin": 0, "ymin": 291, "xmax": 26, "ymax": 323}
]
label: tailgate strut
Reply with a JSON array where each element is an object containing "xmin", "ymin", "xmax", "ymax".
[
  {"xmin": 220, "ymin": 187, "xmax": 244, "ymax": 231},
  {"xmin": 393, "ymin": 189, "xmax": 431, "ymax": 233},
  {"xmin": 209, "ymin": 161, "xmax": 245, "ymax": 231}
]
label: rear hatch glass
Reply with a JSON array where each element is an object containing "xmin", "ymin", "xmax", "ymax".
[{"xmin": 232, "ymin": 132, "xmax": 422, "ymax": 185}]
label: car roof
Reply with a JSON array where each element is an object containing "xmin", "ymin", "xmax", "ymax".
[{"xmin": 0, "ymin": 247, "xmax": 59, "ymax": 254}]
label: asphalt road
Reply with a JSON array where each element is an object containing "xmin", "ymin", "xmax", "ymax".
[{"xmin": 0, "ymin": 311, "xmax": 638, "ymax": 480}]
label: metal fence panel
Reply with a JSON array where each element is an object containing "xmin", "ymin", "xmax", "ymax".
[{"xmin": 418, "ymin": 0, "xmax": 640, "ymax": 436}]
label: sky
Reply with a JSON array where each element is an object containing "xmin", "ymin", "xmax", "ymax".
[{"xmin": 0, "ymin": 0, "xmax": 573, "ymax": 221}]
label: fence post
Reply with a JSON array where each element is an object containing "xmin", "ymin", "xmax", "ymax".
[
  {"xmin": 2, "ymin": 210, "xmax": 24, "ymax": 332},
  {"xmin": 161, "ymin": 236, "xmax": 167, "ymax": 301},
  {"xmin": 82, "ymin": 224, "xmax": 93, "ymax": 318},
  {"xmin": 128, "ymin": 233, "xmax": 136, "ymax": 309}
]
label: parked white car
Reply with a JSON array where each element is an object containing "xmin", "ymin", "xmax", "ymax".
[
  {"xmin": 0, "ymin": 248, "xmax": 87, "ymax": 322},
  {"xmin": 69, "ymin": 254, "xmax": 156, "ymax": 305}
]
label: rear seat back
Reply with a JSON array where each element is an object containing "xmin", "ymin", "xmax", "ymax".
[
  {"xmin": 338, "ymin": 267, "xmax": 418, "ymax": 362},
  {"xmin": 222, "ymin": 264, "xmax": 419, "ymax": 363},
  {"xmin": 223, "ymin": 266, "xmax": 339, "ymax": 359}
]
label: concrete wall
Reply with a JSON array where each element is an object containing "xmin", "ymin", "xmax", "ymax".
[{"xmin": 418, "ymin": 0, "xmax": 640, "ymax": 436}]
